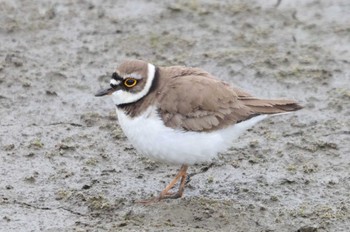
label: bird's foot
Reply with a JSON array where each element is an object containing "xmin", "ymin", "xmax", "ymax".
[
  {"xmin": 136, "ymin": 190, "xmax": 183, "ymax": 204},
  {"xmin": 136, "ymin": 164, "xmax": 188, "ymax": 204},
  {"xmin": 158, "ymin": 191, "xmax": 182, "ymax": 200}
]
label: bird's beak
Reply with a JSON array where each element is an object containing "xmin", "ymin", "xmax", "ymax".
[{"xmin": 95, "ymin": 87, "xmax": 115, "ymax": 97}]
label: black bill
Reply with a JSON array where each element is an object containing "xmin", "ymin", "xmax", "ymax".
[{"xmin": 95, "ymin": 87, "xmax": 114, "ymax": 97}]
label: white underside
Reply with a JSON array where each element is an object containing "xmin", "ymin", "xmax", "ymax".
[{"xmin": 116, "ymin": 107, "xmax": 267, "ymax": 165}]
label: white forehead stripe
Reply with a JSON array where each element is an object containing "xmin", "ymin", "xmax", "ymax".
[
  {"xmin": 110, "ymin": 79, "xmax": 120, "ymax": 85},
  {"xmin": 111, "ymin": 63, "xmax": 156, "ymax": 105},
  {"xmin": 127, "ymin": 73, "xmax": 142, "ymax": 80}
]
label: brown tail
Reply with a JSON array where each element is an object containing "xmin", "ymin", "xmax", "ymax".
[{"xmin": 241, "ymin": 98, "xmax": 303, "ymax": 114}]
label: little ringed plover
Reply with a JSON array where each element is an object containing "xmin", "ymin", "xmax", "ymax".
[{"xmin": 95, "ymin": 59, "xmax": 302, "ymax": 201}]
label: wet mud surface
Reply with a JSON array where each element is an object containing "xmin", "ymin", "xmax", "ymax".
[{"xmin": 1, "ymin": 0, "xmax": 349, "ymax": 231}]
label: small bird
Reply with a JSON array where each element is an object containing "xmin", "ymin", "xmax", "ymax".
[{"xmin": 95, "ymin": 59, "xmax": 302, "ymax": 201}]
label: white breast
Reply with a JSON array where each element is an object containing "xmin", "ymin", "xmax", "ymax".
[{"xmin": 116, "ymin": 107, "xmax": 267, "ymax": 165}]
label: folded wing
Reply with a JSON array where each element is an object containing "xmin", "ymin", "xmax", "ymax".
[{"xmin": 157, "ymin": 72, "xmax": 302, "ymax": 132}]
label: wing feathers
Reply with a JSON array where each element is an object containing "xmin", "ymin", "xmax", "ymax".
[
  {"xmin": 157, "ymin": 68, "xmax": 302, "ymax": 132},
  {"xmin": 242, "ymin": 98, "xmax": 303, "ymax": 114}
]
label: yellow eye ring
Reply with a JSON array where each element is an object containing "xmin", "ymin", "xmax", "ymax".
[{"xmin": 124, "ymin": 78, "xmax": 137, "ymax": 88}]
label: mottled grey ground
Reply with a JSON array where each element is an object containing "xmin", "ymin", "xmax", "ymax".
[{"xmin": 1, "ymin": 0, "xmax": 349, "ymax": 231}]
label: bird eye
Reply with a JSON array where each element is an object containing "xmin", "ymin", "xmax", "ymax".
[{"xmin": 124, "ymin": 78, "xmax": 137, "ymax": 88}]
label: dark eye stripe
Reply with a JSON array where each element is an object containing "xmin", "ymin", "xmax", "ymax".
[{"xmin": 112, "ymin": 72, "xmax": 123, "ymax": 81}]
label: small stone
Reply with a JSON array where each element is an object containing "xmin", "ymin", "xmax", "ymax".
[
  {"xmin": 45, "ymin": 90, "xmax": 58, "ymax": 96},
  {"xmin": 4, "ymin": 144, "xmax": 15, "ymax": 151},
  {"xmin": 297, "ymin": 226, "xmax": 318, "ymax": 232},
  {"xmin": 82, "ymin": 184, "xmax": 91, "ymax": 190},
  {"xmin": 25, "ymin": 152, "xmax": 35, "ymax": 157},
  {"xmin": 24, "ymin": 176, "xmax": 36, "ymax": 183},
  {"xmin": 118, "ymin": 222, "xmax": 127, "ymax": 227},
  {"xmin": 136, "ymin": 174, "xmax": 144, "ymax": 179}
]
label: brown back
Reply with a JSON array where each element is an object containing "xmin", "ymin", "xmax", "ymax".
[{"xmin": 157, "ymin": 67, "xmax": 302, "ymax": 132}]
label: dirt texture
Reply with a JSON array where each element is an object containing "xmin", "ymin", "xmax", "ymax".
[{"xmin": 1, "ymin": 0, "xmax": 349, "ymax": 231}]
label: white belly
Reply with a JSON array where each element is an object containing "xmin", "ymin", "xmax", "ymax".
[{"xmin": 116, "ymin": 107, "xmax": 267, "ymax": 165}]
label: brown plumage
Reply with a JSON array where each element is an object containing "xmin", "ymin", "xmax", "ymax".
[{"xmin": 119, "ymin": 63, "xmax": 302, "ymax": 132}]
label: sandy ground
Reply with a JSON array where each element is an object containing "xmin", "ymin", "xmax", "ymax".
[{"xmin": 1, "ymin": 0, "xmax": 350, "ymax": 231}]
